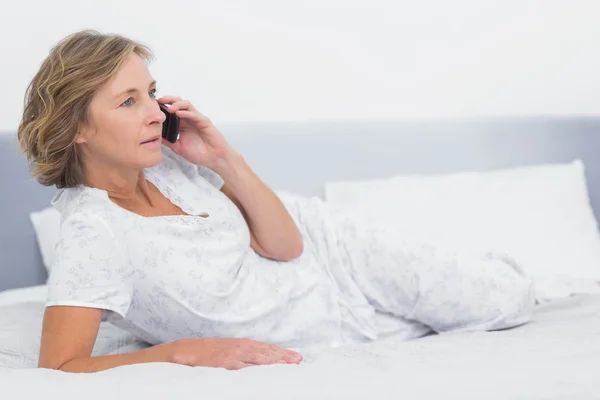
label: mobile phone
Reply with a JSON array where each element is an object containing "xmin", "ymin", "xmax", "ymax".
[{"xmin": 159, "ymin": 103, "xmax": 180, "ymax": 143}]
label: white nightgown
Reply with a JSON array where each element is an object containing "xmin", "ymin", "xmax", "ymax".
[{"xmin": 46, "ymin": 146, "xmax": 535, "ymax": 349}]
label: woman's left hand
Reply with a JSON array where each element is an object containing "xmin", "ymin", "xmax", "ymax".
[{"xmin": 157, "ymin": 96, "xmax": 233, "ymax": 168}]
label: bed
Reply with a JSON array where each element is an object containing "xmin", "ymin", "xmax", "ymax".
[{"xmin": 2, "ymin": 117, "xmax": 600, "ymax": 399}]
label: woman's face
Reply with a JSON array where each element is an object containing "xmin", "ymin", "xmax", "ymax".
[{"xmin": 76, "ymin": 53, "xmax": 166, "ymax": 172}]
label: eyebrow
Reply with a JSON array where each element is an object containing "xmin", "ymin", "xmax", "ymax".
[{"xmin": 114, "ymin": 80, "xmax": 157, "ymax": 99}]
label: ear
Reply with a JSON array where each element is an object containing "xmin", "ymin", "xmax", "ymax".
[
  {"xmin": 74, "ymin": 131, "xmax": 87, "ymax": 144},
  {"xmin": 74, "ymin": 134, "xmax": 86, "ymax": 144},
  {"xmin": 75, "ymin": 121, "xmax": 90, "ymax": 144}
]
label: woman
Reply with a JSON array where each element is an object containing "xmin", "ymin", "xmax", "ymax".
[{"xmin": 18, "ymin": 30, "xmax": 535, "ymax": 373}]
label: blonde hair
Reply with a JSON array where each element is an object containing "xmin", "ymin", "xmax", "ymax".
[{"xmin": 17, "ymin": 29, "xmax": 154, "ymax": 188}]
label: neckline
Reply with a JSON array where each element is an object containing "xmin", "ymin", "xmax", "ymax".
[
  {"xmin": 80, "ymin": 167, "xmax": 209, "ymax": 221},
  {"xmin": 144, "ymin": 167, "xmax": 209, "ymax": 219}
]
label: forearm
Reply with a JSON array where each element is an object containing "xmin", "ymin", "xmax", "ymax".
[
  {"xmin": 57, "ymin": 342, "xmax": 174, "ymax": 373},
  {"xmin": 212, "ymin": 151, "xmax": 303, "ymax": 261}
]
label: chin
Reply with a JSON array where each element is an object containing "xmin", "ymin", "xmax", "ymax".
[{"xmin": 140, "ymin": 147, "xmax": 164, "ymax": 168}]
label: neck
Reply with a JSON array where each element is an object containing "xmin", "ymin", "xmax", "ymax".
[{"xmin": 81, "ymin": 157, "xmax": 151, "ymax": 205}]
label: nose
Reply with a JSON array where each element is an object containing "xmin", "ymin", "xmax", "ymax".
[{"xmin": 147, "ymin": 100, "xmax": 166, "ymax": 126}]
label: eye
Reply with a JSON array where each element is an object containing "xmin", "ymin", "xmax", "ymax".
[
  {"xmin": 122, "ymin": 97, "xmax": 134, "ymax": 107},
  {"xmin": 149, "ymin": 88, "xmax": 157, "ymax": 98}
]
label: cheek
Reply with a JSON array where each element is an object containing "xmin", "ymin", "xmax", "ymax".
[
  {"xmin": 86, "ymin": 108, "xmax": 147, "ymax": 159},
  {"xmin": 98, "ymin": 116, "xmax": 141, "ymax": 147},
  {"xmin": 86, "ymin": 128, "xmax": 133, "ymax": 163}
]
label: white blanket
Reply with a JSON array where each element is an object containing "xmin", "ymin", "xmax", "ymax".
[{"xmin": 2, "ymin": 294, "xmax": 599, "ymax": 400}]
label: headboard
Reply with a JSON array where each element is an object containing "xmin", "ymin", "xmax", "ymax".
[{"xmin": 2, "ymin": 116, "xmax": 600, "ymax": 291}]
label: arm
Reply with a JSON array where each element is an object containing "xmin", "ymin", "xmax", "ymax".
[
  {"xmin": 38, "ymin": 306, "xmax": 173, "ymax": 372},
  {"xmin": 214, "ymin": 151, "xmax": 304, "ymax": 262},
  {"xmin": 40, "ymin": 211, "xmax": 303, "ymax": 373},
  {"xmin": 155, "ymin": 95, "xmax": 303, "ymax": 261},
  {"xmin": 41, "ymin": 216, "xmax": 176, "ymax": 372},
  {"xmin": 39, "ymin": 306, "xmax": 302, "ymax": 372}
]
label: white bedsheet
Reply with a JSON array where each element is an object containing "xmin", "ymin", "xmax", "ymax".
[{"xmin": 1, "ymin": 294, "xmax": 599, "ymax": 400}]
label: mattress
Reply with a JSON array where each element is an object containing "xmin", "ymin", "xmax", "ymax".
[{"xmin": 1, "ymin": 286, "xmax": 599, "ymax": 400}]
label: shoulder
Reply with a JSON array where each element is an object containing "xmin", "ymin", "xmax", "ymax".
[
  {"xmin": 54, "ymin": 195, "xmax": 114, "ymax": 245},
  {"xmin": 50, "ymin": 185, "xmax": 123, "ymax": 242},
  {"xmin": 51, "ymin": 185, "xmax": 109, "ymax": 218},
  {"xmin": 49, "ymin": 188, "xmax": 130, "ymax": 277},
  {"xmin": 46, "ymin": 200, "xmax": 134, "ymax": 319}
]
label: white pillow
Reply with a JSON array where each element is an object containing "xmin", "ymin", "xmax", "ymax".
[
  {"xmin": 29, "ymin": 207, "xmax": 61, "ymax": 274},
  {"xmin": 0, "ymin": 285, "xmax": 47, "ymax": 308},
  {"xmin": 324, "ymin": 159, "xmax": 600, "ymax": 302},
  {"xmin": 0, "ymin": 302, "xmax": 149, "ymax": 369}
]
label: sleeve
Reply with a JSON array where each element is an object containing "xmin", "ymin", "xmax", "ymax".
[
  {"xmin": 161, "ymin": 145, "xmax": 225, "ymax": 190},
  {"xmin": 197, "ymin": 165, "xmax": 225, "ymax": 190},
  {"xmin": 46, "ymin": 212, "xmax": 133, "ymax": 320}
]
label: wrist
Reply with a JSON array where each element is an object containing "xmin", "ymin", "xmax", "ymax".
[
  {"xmin": 209, "ymin": 150, "xmax": 249, "ymax": 184},
  {"xmin": 166, "ymin": 339, "xmax": 193, "ymax": 366}
]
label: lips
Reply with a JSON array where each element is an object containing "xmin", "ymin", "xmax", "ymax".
[{"xmin": 141, "ymin": 135, "xmax": 160, "ymax": 145}]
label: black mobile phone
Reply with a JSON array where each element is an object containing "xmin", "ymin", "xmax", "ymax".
[{"xmin": 159, "ymin": 103, "xmax": 180, "ymax": 143}]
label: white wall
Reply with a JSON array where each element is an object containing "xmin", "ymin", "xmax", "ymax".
[{"xmin": 1, "ymin": 0, "xmax": 599, "ymax": 133}]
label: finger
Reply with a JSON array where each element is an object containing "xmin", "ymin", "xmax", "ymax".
[
  {"xmin": 286, "ymin": 352, "xmax": 303, "ymax": 364},
  {"xmin": 168, "ymin": 100, "xmax": 193, "ymax": 112},
  {"xmin": 262, "ymin": 348, "xmax": 300, "ymax": 365},
  {"xmin": 242, "ymin": 352, "xmax": 272, "ymax": 365},
  {"xmin": 276, "ymin": 349, "xmax": 303, "ymax": 364},
  {"xmin": 265, "ymin": 344, "xmax": 303, "ymax": 363},
  {"xmin": 173, "ymin": 109, "xmax": 205, "ymax": 124},
  {"xmin": 264, "ymin": 344, "xmax": 290, "ymax": 359},
  {"xmin": 230, "ymin": 361, "xmax": 253, "ymax": 370},
  {"xmin": 157, "ymin": 95, "xmax": 183, "ymax": 105},
  {"xmin": 242, "ymin": 348, "xmax": 292, "ymax": 366}
]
